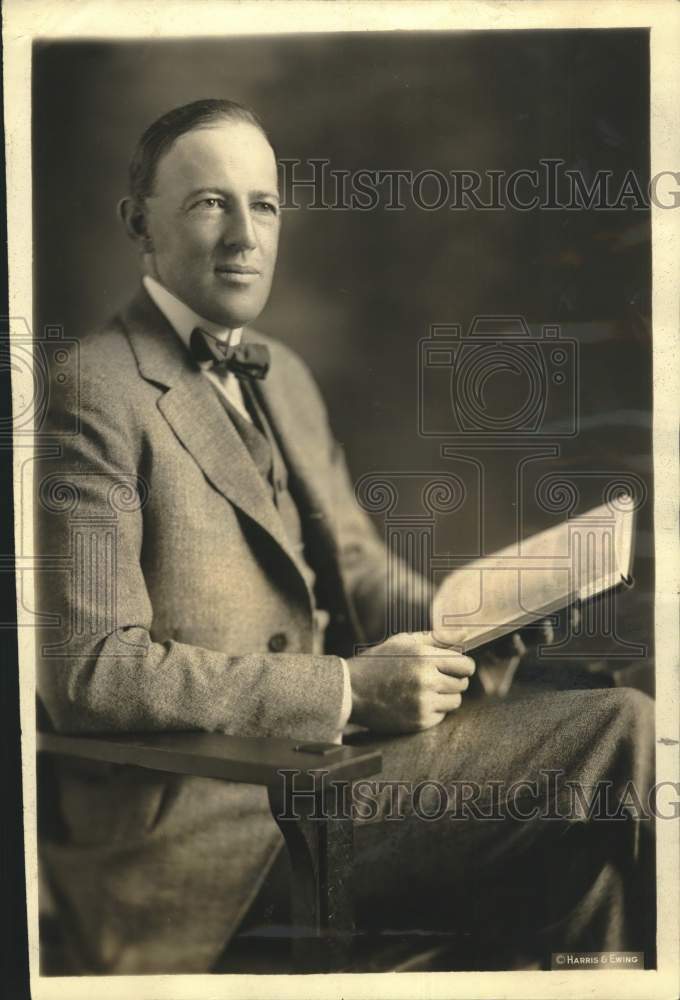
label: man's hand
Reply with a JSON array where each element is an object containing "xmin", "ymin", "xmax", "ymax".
[
  {"xmin": 347, "ymin": 632, "xmax": 475, "ymax": 735},
  {"xmin": 481, "ymin": 618, "xmax": 555, "ymax": 667},
  {"xmin": 475, "ymin": 610, "xmax": 580, "ymax": 696}
]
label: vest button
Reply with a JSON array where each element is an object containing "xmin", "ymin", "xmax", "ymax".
[{"xmin": 268, "ymin": 632, "xmax": 288, "ymax": 652}]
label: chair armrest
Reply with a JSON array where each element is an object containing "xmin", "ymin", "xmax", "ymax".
[
  {"xmin": 37, "ymin": 730, "xmax": 382, "ymax": 788},
  {"xmin": 38, "ymin": 729, "xmax": 382, "ymax": 972}
]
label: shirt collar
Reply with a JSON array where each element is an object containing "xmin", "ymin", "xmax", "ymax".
[{"xmin": 142, "ymin": 275, "xmax": 242, "ymax": 354}]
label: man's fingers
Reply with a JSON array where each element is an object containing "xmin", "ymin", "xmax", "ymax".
[
  {"xmin": 392, "ymin": 632, "xmax": 475, "ymax": 668},
  {"xmin": 408, "ymin": 630, "xmax": 457, "ymax": 651},
  {"xmin": 433, "ymin": 673, "xmax": 470, "ymax": 694},
  {"xmin": 435, "ymin": 654, "xmax": 476, "ymax": 677},
  {"xmin": 407, "ymin": 630, "xmax": 440, "ymax": 647},
  {"xmin": 540, "ymin": 620, "xmax": 555, "ymax": 644},
  {"xmin": 518, "ymin": 618, "xmax": 555, "ymax": 647},
  {"xmin": 435, "ymin": 692, "xmax": 463, "ymax": 713}
]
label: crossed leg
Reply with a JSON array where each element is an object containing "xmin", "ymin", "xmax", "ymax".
[
  {"xmin": 345, "ymin": 683, "xmax": 656, "ymax": 968},
  {"xmin": 219, "ymin": 683, "xmax": 655, "ymax": 972}
]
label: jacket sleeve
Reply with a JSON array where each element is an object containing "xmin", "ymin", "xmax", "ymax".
[
  {"xmin": 35, "ymin": 366, "xmax": 346, "ymax": 742},
  {"xmin": 263, "ymin": 338, "xmax": 432, "ymax": 651},
  {"xmin": 328, "ymin": 439, "xmax": 433, "ymax": 645}
]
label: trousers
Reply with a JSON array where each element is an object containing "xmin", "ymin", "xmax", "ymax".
[{"xmin": 217, "ymin": 681, "xmax": 656, "ymax": 972}]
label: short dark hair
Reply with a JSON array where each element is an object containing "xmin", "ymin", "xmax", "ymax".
[{"xmin": 128, "ymin": 98, "xmax": 272, "ymax": 203}]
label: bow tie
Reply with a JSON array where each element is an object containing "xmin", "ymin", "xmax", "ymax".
[{"xmin": 190, "ymin": 326, "xmax": 270, "ymax": 380}]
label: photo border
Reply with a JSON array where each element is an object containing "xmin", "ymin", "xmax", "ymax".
[{"xmin": 3, "ymin": 2, "xmax": 678, "ymax": 998}]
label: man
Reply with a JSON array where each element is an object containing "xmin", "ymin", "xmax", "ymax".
[{"xmin": 36, "ymin": 99, "xmax": 655, "ymax": 974}]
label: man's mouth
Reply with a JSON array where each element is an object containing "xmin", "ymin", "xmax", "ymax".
[
  {"xmin": 215, "ymin": 265, "xmax": 261, "ymax": 285},
  {"xmin": 215, "ymin": 265, "xmax": 260, "ymax": 275}
]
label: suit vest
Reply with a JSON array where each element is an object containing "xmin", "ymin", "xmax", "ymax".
[{"xmin": 212, "ymin": 379, "xmax": 330, "ymax": 654}]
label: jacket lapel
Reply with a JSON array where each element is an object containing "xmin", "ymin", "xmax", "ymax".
[
  {"xmin": 120, "ymin": 286, "xmax": 301, "ymax": 569},
  {"xmin": 250, "ymin": 348, "xmax": 356, "ymax": 605},
  {"xmin": 251, "ymin": 347, "xmax": 336, "ymax": 546},
  {"xmin": 253, "ymin": 367, "xmax": 362, "ymax": 644}
]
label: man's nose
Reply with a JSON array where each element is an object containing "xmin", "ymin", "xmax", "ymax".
[{"xmin": 222, "ymin": 203, "xmax": 257, "ymax": 252}]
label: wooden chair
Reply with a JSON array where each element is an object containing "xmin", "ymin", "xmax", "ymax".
[
  {"xmin": 39, "ymin": 729, "xmax": 476, "ymax": 973},
  {"xmin": 38, "ymin": 728, "xmax": 431, "ymax": 974},
  {"xmin": 37, "ymin": 648, "xmax": 627, "ymax": 975}
]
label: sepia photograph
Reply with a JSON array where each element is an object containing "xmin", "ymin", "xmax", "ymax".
[{"xmin": 2, "ymin": 2, "xmax": 679, "ymax": 998}]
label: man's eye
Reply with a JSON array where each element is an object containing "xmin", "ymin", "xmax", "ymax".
[
  {"xmin": 253, "ymin": 201, "xmax": 278, "ymax": 215},
  {"xmin": 197, "ymin": 198, "xmax": 225, "ymax": 209}
]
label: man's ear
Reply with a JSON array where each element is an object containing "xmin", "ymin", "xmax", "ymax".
[{"xmin": 117, "ymin": 197, "xmax": 153, "ymax": 252}]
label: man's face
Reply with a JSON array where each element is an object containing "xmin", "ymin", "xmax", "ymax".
[{"xmin": 143, "ymin": 120, "xmax": 280, "ymax": 328}]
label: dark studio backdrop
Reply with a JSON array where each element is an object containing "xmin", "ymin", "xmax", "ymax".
[{"xmin": 33, "ymin": 29, "xmax": 653, "ymax": 680}]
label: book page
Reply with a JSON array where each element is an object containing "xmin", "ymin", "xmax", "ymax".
[{"xmin": 432, "ymin": 497, "xmax": 635, "ymax": 650}]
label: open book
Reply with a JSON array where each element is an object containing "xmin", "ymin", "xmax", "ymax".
[{"xmin": 431, "ymin": 495, "xmax": 636, "ymax": 652}]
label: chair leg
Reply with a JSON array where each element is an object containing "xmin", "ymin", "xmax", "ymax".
[{"xmin": 267, "ymin": 780, "xmax": 354, "ymax": 972}]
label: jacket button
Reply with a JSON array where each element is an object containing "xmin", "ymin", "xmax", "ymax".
[{"xmin": 268, "ymin": 632, "xmax": 288, "ymax": 652}]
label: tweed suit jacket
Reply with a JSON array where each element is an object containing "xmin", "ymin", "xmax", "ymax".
[{"xmin": 36, "ymin": 285, "xmax": 422, "ymax": 974}]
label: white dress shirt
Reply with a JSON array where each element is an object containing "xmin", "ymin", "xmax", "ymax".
[
  {"xmin": 143, "ymin": 275, "xmax": 253, "ymax": 423},
  {"xmin": 142, "ymin": 275, "xmax": 352, "ymax": 738}
]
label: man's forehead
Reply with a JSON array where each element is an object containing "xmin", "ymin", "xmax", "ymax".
[{"xmin": 153, "ymin": 120, "xmax": 277, "ymax": 193}]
